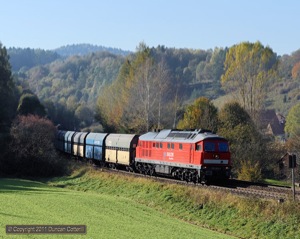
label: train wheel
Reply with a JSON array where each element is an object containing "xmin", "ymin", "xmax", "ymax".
[{"xmin": 149, "ymin": 167, "xmax": 155, "ymax": 177}]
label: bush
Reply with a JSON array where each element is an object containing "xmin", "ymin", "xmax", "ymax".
[
  {"xmin": 5, "ymin": 115, "xmax": 69, "ymax": 177},
  {"xmin": 238, "ymin": 160, "xmax": 263, "ymax": 182}
]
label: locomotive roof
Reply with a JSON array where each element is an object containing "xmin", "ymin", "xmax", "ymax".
[{"xmin": 139, "ymin": 129, "xmax": 226, "ymax": 143}]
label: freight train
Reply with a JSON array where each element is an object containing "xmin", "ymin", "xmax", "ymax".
[{"xmin": 55, "ymin": 129, "xmax": 231, "ymax": 183}]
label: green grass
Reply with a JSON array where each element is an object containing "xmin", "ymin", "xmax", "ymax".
[
  {"xmin": 0, "ymin": 177, "xmax": 235, "ymax": 239},
  {"xmin": 264, "ymin": 178, "xmax": 291, "ymax": 187},
  {"xmin": 47, "ymin": 167, "xmax": 300, "ymax": 239},
  {"xmin": 2, "ymin": 167, "xmax": 300, "ymax": 239}
]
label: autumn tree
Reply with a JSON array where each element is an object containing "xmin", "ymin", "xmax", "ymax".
[
  {"xmin": 7, "ymin": 115, "xmax": 68, "ymax": 176},
  {"xmin": 177, "ymin": 97, "xmax": 218, "ymax": 132},
  {"xmin": 125, "ymin": 56, "xmax": 171, "ymax": 132},
  {"xmin": 96, "ymin": 42, "xmax": 171, "ymax": 133},
  {"xmin": 218, "ymin": 101, "xmax": 265, "ymax": 181},
  {"xmin": 221, "ymin": 41, "xmax": 278, "ymax": 121},
  {"xmin": 285, "ymin": 103, "xmax": 300, "ymax": 157},
  {"xmin": 285, "ymin": 102, "xmax": 300, "ymax": 137},
  {"xmin": 125, "ymin": 56, "xmax": 156, "ymax": 132},
  {"xmin": 17, "ymin": 93, "xmax": 46, "ymax": 116},
  {"xmin": 292, "ymin": 61, "xmax": 300, "ymax": 80},
  {"xmin": 96, "ymin": 57, "xmax": 135, "ymax": 132},
  {"xmin": 75, "ymin": 105, "xmax": 94, "ymax": 128},
  {"xmin": 154, "ymin": 59, "xmax": 170, "ymax": 129},
  {"xmin": 196, "ymin": 47, "xmax": 227, "ymax": 83}
]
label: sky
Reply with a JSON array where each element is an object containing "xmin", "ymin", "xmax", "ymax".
[{"xmin": 0, "ymin": 0, "xmax": 299, "ymax": 56}]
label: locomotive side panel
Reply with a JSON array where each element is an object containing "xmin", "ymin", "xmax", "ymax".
[{"xmin": 136, "ymin": 129, "xmax": 231, "ymax": 182}]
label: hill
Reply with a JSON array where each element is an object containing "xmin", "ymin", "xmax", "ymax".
[
  {"xmin": 7, "ymin": 47, "xmax": 61, "ymax": 72},
  {"xmin": 7, "ymin": 44, "xmax": 132, "ymax": 72},
  {"xmin": 53, "ymin": 43, "xmax": 132, "ymax": 57},
  {"xmin": 13, "ymin": 45, "xmax": 227, "ymax": 130},
  {"xmin": 9, "ymin": 44, "xmax": 300, "ymax": 130}
]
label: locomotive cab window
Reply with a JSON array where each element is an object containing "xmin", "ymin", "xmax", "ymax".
[
  {"xmin": 196, "ymin": 144, "xmax": 202, "ymax": 151},
  {"xmin": 204, "ymin": 142, "xmax": 215, "ymax": 152},
  {"xmin": 218, "ymin": 142, "xmax": 229, "ymax": 152},
  {"xmin": 179, "ymin": 144, "xmax": 183, "ymax": 150}
]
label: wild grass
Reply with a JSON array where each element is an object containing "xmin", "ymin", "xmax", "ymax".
[{"xmin": 0, "ymin": 176, "xmax": 234, "ymax": 239}]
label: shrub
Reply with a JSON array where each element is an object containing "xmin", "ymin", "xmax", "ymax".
[
  {"xmin": 238, "ymin": 160, "xmax": 263, "ymax": 182},
  {"xmin": 6, "ymin": 115, "xmax": 69, "ymax": 177}
]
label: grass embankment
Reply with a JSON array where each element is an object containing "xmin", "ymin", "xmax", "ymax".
[
  {"xmin": 0, "ymin": 173, "xmax": 233, "ymax": 239},
  {"xmin": 47, "ymin": 167, "xmax": 300, "ymax": 239},
  {"xmin": 1, "ymin": 167, "xmax": 300, "ymax": 239}
]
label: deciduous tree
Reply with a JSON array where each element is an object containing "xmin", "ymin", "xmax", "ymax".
[
  {"xmin": 285, "ymin": 102, "xmax": 300, "ymax": 137},
  {"xmin": 17, "ymin": 93, "xmax": 46, "ymax": 116},
  {"xmin": 8, "ymin": 115, "xmax": 67, "ymax": 176},
  {"xmin": 285, "ymin": 103, "xmax": 300, "ymax": 158},
  {"xmin": 96, "ymin": 42, "xmax": 172, "ymax": 133},
  {"xmin": 177, "ymin": 97, "xmax": 218, "ymax": 131},
  {"xmin": 292, "ymin": 61, "xmax": 300, "ymax": 80},
  {"xmin": 218, "ymin": 101, "xmax": 265, "ymax": 180},
  {"xmin": 221, "ymin": 42, "xmax": 278, "ymax": 121}
]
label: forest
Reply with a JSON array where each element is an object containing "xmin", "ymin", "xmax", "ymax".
[{"xmin": 1, "ymin": 41, "xmax": 300, "ymax": 181}]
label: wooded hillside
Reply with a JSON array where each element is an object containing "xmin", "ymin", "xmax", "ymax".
[{"xmin": 7, "ymin": 42, "xmax": 300, "ymax": 132}]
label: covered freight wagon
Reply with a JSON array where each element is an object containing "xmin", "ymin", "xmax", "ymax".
[{"xmin": 105, "ymin": 134, "xmax": 139, "ymax": 167}]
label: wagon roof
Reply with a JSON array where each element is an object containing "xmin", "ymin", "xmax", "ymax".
[
  {"xmin": 65, "ymin": 131, "xmax": 76, "ymax": 140},
  {"xmin": 86, "ymin": 132, "xmax": 108, "ymax": 145},
  {"xmin": 73, "ymin": 132, "xmax": 89, "ymax": 142},
  {"xmin": 105, "ymin": 134, "xmax": 138, "ymax": 148},
  {"xmin": 139, "ymin": 129, "xmax": 226, "ymax": 143}
]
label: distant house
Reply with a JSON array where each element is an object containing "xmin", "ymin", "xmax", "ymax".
[{"xmin": 260, "ymin": 109, "xmax": 286, "ymax": 141}]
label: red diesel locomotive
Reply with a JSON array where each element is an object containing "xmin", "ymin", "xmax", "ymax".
[{"xmin": 135, "ymin": 129, "xmax": 231, "ymax": 183}]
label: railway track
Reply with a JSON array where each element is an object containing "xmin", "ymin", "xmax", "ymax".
[{"xmin": 97, "ymin": 167, "xmax": 299, "ymax": 201}]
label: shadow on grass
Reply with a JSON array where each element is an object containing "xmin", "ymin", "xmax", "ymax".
[
  {"xmin": 44, "ymin": 167, "xmax": 90, "ymax": 188},
  {"xmin": 0, "ymin": 212, "xmax": 34, "ymax": 219},
  {"xmin": 0, "ymin": 178, "xmax": 65, "ymax": 194},
  {"xmin": 0, "ymin": 166, "xmax": 91, "ymax": 194}
]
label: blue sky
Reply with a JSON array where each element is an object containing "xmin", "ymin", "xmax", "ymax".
[{"xmin": 0, "ymin": 0, "xmax": 299, "ymax": 55}]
